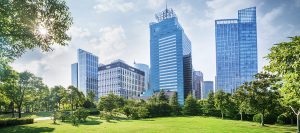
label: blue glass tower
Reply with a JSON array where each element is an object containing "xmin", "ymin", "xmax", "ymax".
[
  {"xmin": 215, "ymin": 7, "xmax": 258, "ymax": 93},
  {"xmin": 76, "ymin": 49, "xmax": 99, "ymax": 99},
  {"xmin": 150, "ymin": 8, "xmax": 192, "ymax": 105}
]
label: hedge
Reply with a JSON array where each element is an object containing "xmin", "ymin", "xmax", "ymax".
[{"xmin": 0, "ymin": 118, "xmax": 34, "ymax": 127}]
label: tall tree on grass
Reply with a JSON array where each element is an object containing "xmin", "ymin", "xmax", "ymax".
[
  {"xmin": 0, "ymin": 0, "xmax": 72, "ymax": 64},
  {"xmin": 214, "ymin": 90, "xmax": 231, "ymax": 119},
  {"xmin": 233, "ymin": 83, "xmax": 250, "ymax": 121},
  {"xmin": 183, "ymin": 94, "xmax": 200, "ymax": 116},
  {"xmin": 246, "ymin": 72, "xmax": 280, "ymax": 126},
  {"xmin": 0, "ymin": 65, "xmax": 19, "ymax": 117},
  {"xmin": 169, "ymin": 92, "xmax": 181, "ymax": 116},
  {"xmin": 265, "ymin": 36, "xmax": 300, "ymax": 132}
]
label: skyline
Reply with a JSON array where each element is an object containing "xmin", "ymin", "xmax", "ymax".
[{"xmin": 10, "ymin": 0, "xmax": 300, "ymax": 88}]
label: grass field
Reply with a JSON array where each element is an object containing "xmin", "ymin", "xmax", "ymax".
[
  {"xmin": 0, "ymin": 112, "xmax": 52, "ymax": 119},
  {"xmin": 0, "ymin": 116, "xmax": 296, "ymax": 133}
]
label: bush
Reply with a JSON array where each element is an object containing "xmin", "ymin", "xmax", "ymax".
[
  {"xmin": 277, "ymin": 114, "xmax": 289, "ymax": 124},
  {"xmin": 60, "ymin": 111, "xmax": 71, "ymax": 122},
  {"xmin": 74, "ymin": 108, "xmax": 89, "ymax": 122},
  {"xmin": 253, "ymin": 113, "xmax": 277, "ymax": 124},
  {"xmin": 0, "ymin": 118, "xmax": 34, "ymax": 127},
  {"xmin": 100, "ymin": 111, "xmax": 113, "ymax": 122},
  {"xmin": 87, "ymin": 108, "xmax": 100, "ymax": 115}
]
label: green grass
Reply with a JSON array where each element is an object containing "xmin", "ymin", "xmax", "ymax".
[
  {"xmin": 0, "ymin": 112, "xmax": 52, "ymax": 119},
  {"xmin": 0, "ymin": 116, "xmax": 296, "ymax": 133}
]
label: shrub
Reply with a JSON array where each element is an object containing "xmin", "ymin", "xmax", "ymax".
[
  {"xmin": 137, "ymin": 107, "xmax": 149, "ymax": 119},
  {"xmin": 253, "ymin": 113, "xmax": 277, "ymax": 124},
  {"xmin": 87, "ymin": 108, "xmax": 100, "ymax": 115},
  {"xmin": 0, "ymin": 118, "xmax": 34, "ymax": 127},
  {"xmin": 60, "ymin": 111, "xmax": 71, "ymax": 122},
  {"xmin": 74, "ymin": 108, "xmax": 89, "ymax": 122},
  {"xmin": 100, "ymin": 111, "xmax": 113, "ymax": 122},
  {"xmin": 277, "ymin": 114, "xmax": 288, "ymax": 124}
]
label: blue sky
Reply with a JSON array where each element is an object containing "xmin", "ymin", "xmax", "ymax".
[{"xmin": 11, "ymin": 0, "xmax": 300, "ymax": 88}]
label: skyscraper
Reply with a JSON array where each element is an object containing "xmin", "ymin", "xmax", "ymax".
[
  {"xmin": 134, "ymin": 62, "xmax": 150, "ymax": 93},
  {"xmin": 215, "ymin": 7, "xmax": 258, "ymax": 93},
  {"xmin": 72, "ymin": 49, "xmax": 99, "ymax": 99},
  {"xmin": 193, "ymin": 70, "xmax": 203, "ymax": 99},
  {"xmin": 202, "ymin": 81, "xmax": 214, "ymax": 99},
  {"xmin": 150, "ymin": 7, "xmax": 192, "ymax": 105}
]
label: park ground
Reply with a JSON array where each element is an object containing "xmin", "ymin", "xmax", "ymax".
[{"xmin": 0, "ymin": 116, "xmax": 297, "ymax": 133}]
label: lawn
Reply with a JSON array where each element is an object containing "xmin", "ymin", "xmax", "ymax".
[
  {"xmin": 0, "ymin": 116, "xmax": 296, "ymax": 133},
  {"xmin": 0, "ymin": 112, "xmax": 52, "ymax": 119}
]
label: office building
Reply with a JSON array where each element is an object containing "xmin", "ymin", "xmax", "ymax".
[
  {"xmin": 202, "ymin": 81, "xmax": 214, "ymax": 99},
  {"xmin": 134, "ymin": 62, "xmax": 150, "ymax": 93},
  {"xmin": 193, "ymin": 71, "xmax": 203, "ymax": 99},
  {"xmin": 215, "ymin": 7, "xmax": 257, "ymax": 93},
  {"xmin": 98, "ymin": 60, "xmax": 145, "ymax": 99},
  {"xmin": 71, "ymin": 49, "xmax": 99, "ymax": 99},
  {"xmin": 150, "ymin": 7, "xmax": 192, "ymax": 105}
]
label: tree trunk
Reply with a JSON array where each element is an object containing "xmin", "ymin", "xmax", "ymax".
[
  {"xmin": 11, "ymin": 102, "xmax": 14, "ymax": 118},
  {"xmin": 221, "ymin": 112, "xmax": 224, "ymax": 119},
  {"xmin": 297, "ymin": 114, "xmax": 300, "ymax": 133},
  {"xmin": 240, "ymin": 112, "xmax": 243, "ymax": 121},
  {"xmin": 18, "ymin": 105, "xmax": 22, "ymax": 118},
  {"xmin": 261, "ymin": 113, "xmax": 264, "ymax": 126}
]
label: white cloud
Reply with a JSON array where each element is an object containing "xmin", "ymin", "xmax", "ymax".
[
  {"xmin": 147, "ymin": 0, "xmax": 166, "ymax": 9},
  {"xmin": 94, "ymin": 0, "xmax": 134, "ymax": 13},
  {"xmin": 67, "ymin": 26, "xmax": 91, "ymax": 38}
]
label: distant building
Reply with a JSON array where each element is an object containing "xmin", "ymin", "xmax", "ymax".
[
  {"xmin": 193, "ymin": 71, "xmax": 203, "ymax": 99},
  {"xmin": 150, "ymin": 7, "xmax": 192, "ymax": 105},
  {"xmin": 134, "ymin": 62, "xmax": 150, "ymax": 93},
  {"xmin": 202, "ymin": 81, "xmax": 214, "ymax": 99},
  {"xmin": 98, "ymin": 60, "xmax": 145, "ymax": 99},
  {"xmin": 215, "ymin": 7, "xmax": 258, "ymax": 93},
  {"xmin": 71, "ymin": 49, "xmax": 99, "ymax": 99}
]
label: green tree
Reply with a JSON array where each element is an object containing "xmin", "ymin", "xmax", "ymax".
[
  {"xmin": 233, "ymin": 83, "xmax": 249, "ymax": 121},
  {"xmin": 183, "ymin": 94, "xmax": 200, "ymax": 116},
  {"xmin": 214, "ymin": 90, "xmax": 231, "ymax": 119},
  {"xmin": 169, "ymin": 92, "xmax": 181, "ymax": 116},
  {"xmin": 98, "ymin": 93, "xmax": 124, "ymax": 121},
  {"xmin": 265, "ymin": 36, "xmax": 300, "ymax": 132},
  {"xmin": 0, "ymin": 0, "xmax": 72, "ymax": 63},
  {"xmin": 246, "ymin": 72, "xmax": 280, "ymax": 126},
  {"xmin": 0, "ymin": 65, "xmax": 18, "ymax": 117},
  {"xmin": 202, "ymin": 91, "xmax": 218, "ymax": 116}
]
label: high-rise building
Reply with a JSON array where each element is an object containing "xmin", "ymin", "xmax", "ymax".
[
  {"xmin": 193, "ymin": 70, "xmax": 203, "ymax": 99},
  {"xmin": 134, "ymin": 62, "xmax": 150, "ymax": 93},
  {"xmin": 150, "ymin": 7, "xmax": 192, "ymax": 105},
  {"xmin": 98, "ymin": 60, "xmax": 145, "ymax": 99},
  {"xmin": 215, "ymin": 7, "xmax": 257, "ymax": 93},
  {"xmin": 202, "ymin": 81, "xmax": 214, "ymax": 99},
  {"xmin": 72, "ymin": 49, "xmax": 99, "ymax": 99},
  {"xmin": 71, "ymin": 63, "xmax": 78, "ymax": 88}
]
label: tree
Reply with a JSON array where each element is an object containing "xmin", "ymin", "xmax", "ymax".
[
  {"xmin": 169, "ymin": 92, "xmax": 181, "ymax": 116},
  {"xmin": 0, "ymin": 65, "xmax": 18, "ymax": 117},
  {"xmin": 233, "ymin": 83, "xmax": 250, "ymax": 121},
  {"xmin": 183, "ymin": 94, "xmax": 200, "ymax": 116},
  {"xmin": 98, "ymin": 93, "xmax": 124, "ymax": 121},
  {"xmin": 202, "ymin": 91, "xmax": 218, "ymax": 116},
  {"xmin": 214, "ymin": 90, "xmax": 231, "ymax": 119},
  {"xmin": 50, "ymin": 85, "xmax": 66, "ymax": 110},
  {"xmin": 265, "ymin": 36, "xmax": 300, "ymax": 132},
  {"xmin": 0, "ymin": 0, "xmax": 72, "ymax": 63},
  {"xmin": 246, "ymin": 72, "xmax": 280, "ymax": 126}
]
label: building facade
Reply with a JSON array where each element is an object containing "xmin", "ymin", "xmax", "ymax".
[
  {"xmin": 202, "ymin": 81, "xmax": 214, "ymax": 99},
  {"xmin": 215, "ymin": 7, "xmax": 257, "ymax": 93},
  {"xmin": 150, "ymin": 7, "xmax": 192, "ymax": 105},
  {"xmin": 72, "ymin": 49, "xmax": 99, "ymax": 99},
  {"xmin": 98, "ymin": 60, "xmax": 145, "ymax": 99},
  {"xmin": 193, "ymin": 71, "xmax": 203, "ymax": 99},
  {"xmin": 134, "ymin": 63, "xmax": 150, "ymax": 93}
]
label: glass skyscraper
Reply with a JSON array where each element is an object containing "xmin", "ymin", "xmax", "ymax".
[
  {"xmin": 134, "ymin": 62, "xmax": 150, "ymax": 93},
  {"xmin": 150, "ymin": 7, "xmax": 192, "ymax": 105},
  {"xmin": 215, "ymin": 7, "xmax": 258, "ymax": 93},
  {"xmin": 72, "ymin": 49, "xmax": 99, "ymax": 99},
  {"xmin": 202, "ymin": 81, "xmax": 214, "ymax": 99}
]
